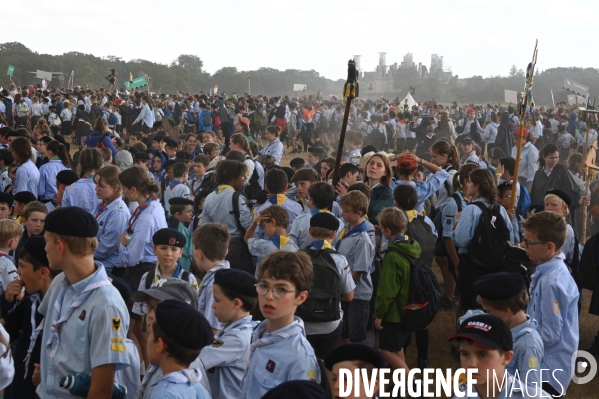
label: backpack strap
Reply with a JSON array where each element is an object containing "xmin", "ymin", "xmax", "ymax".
[
  {"xmin": 145, "ymin": 269, "xmax": 156, "ymax": 289},
  {"xmin": 230, "ymin": 191, "xmax": 248, "ymax": 236},
  {"xmin": 450, "ymin": 192, "xmax": 463, "ymax": 213},
  {"xmin": 382, "ymin": 245, "xmax": 417, "ymax": 266},
  {"xmin": 168, "ymin": 216, "xmax": 180, "ymax": 230}
]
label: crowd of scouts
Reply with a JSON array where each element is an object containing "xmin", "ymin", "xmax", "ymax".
[{"xmin": 0, "ymin": 86, "xmax": 595, "ymax": 399}]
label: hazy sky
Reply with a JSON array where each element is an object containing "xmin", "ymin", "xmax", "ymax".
[{"xmin": 3, "ymin": 0, "xmax": 596, "ymax": 80}]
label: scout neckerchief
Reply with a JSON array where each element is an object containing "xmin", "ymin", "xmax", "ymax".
[
  {"xmin": 153, "ymin": 261, "xmax": 184, "ymax": 283},
  {"xmin": 390, "ymin": 235, "xmax": 408, "ymax": 244},
  {"xmin": 128, "ymin": 196, "xmax": 157, "ymax": 233},
  {"xmin": 267, "ymin": 194, "xmax": 288, "ymax": 206},
  {"xmin": 23, "ymin": 293, "xmax": 43, "ymax": 378},
  {"xmin": 249, "ymin": 317, "xmax": 305, "ymax": 354},
  {"xmin": 46, "ymin": 265, "xmax": 111, "ymax": 358},
  {"xmin": 336, "ymin": 221, "xmax": 368, "ymax": 250},
  {"xmin": 309, "ymin": 208, "xmax": 330, "ymax": 216},
  {"xmin": 80, "ymin": 174, "xmax": 95, "ymax": 180},
  {"xmin": 190, "ymin": 176, "xmax": 203, "ymax": 196},
  {"xmin": 50, "ymin": 157, "xmax": 61, "ymax": 162},
  {"xmin": 156, "ymin": 368, "xmax": 202, "ymax": 386},
  {"xmin": 217, "ymin": 185, "xmax": 234, "ymax": 194},
  {"xmin": 168, "ymin": 179, "xmax": 183, "ymax": 190},
  {"xmin": 269, "ymin": 234, "xmax": 291, "ymax": 249},
  {"xmin": 307, "ymin": 240, "xmax": 333, "ymax": 250},
  {"xmin": 95, "ymin": 198, "xmax": 116, "ymax": 219}
]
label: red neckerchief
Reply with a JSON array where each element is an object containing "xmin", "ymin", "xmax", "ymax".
[{"xmin": 127, "ymin": 196, "xmax": 157, "ymax": 233}]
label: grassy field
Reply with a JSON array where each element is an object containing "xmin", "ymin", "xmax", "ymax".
[{"xmin": 278, "ymin": 150, "xmax": 599, "ymax": 398}]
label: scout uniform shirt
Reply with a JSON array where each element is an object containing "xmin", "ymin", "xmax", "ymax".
[
  {"xmin": 146, "ymin": 369, "xmax": 210, "ymax": 399},
  {"xmin": 37, "ymin": 265, "xmax": 130, "ymax": 399},
  {"xmin": 199, "ymin": 315, "xmax": 258, "ymax": 398},
  {"xmin": 62, "ymin": 175, "xmax": 102, "ymax": 215},
  {"xmin": 240, "ymin": 317, "xmax": 320, "ymax": 399},
  {"xmin": 289, "ymin": 209, "xmax": 344, "ymax": 250},
  {"xmin": 199, "ymin": 185, "xmax": 253, "ymax": 238},
  {"xmin": 248, "ymin": 235, "xmax": 299, "ymax": 277},
  {"xmin": 0, "ymin": 251, "xmax": 19, "ymax": 297},
  {"xmin": 94, "ymin": 198, "xmax": 130, "ymax": 273},
  {"xmin": 507, "ymin": 316, "xmax": 544, "ymax": 387},
  {"xmin": 335, "ymin": 221, "xmax": 375, "ymax": 302},
  {"xmin": 197, "ymin": 262, "xmax": 230, "ymax": 331},
  {"xmin": 163, "ymin": 179, "xmax": 191, "ymax": 214},
  {"xmin": 253, "ymin": 194, "xmax": 303, "ymax": 237}
]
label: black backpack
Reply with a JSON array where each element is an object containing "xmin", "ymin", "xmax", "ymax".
[
  {"xmin": 406, "ymin": 215, "xmax": 435, "ymax": 268},
  {"xmin": 296, "ymin": 248, "xmax": 341, "ymax": 323},
  {"xmin": 244, "ymin": 161, "xmax": 262, "ymax": 201},
  {"xmin": 467, "ymin": 202, "xmax": 514, "ymax": 273},
  {"xmin": 317, "ymin": 112, "xmax": 329, "ymax": 132},
  {"xmin": 145, "ymin": 267, "xmax": 190, "ymax": 289},
  {"xmin": 382, "ymin": 245, "xmax": 442, "ymax": 331}
]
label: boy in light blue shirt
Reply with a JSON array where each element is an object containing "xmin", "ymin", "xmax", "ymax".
[
  {"xmin": 163, "ymin": 162, "xmax": 190, "ymax": 214},
  {"xmin": 522, "ymin": 211, "xmax": 579, "ymax": 398},
  {"xmin": 240, "ymin": 250, "xmax": 320, "ymax": 398},
  {"xmin": 245, "ymin": 204, "xmax": 299, "ymax": 277}
]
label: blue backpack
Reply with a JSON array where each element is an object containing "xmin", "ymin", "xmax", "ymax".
[
  {"xmin": 516, "ymin": 184, "xmax": 531, "ymax": 215},
  {"xmin": 108, "ymin": 111, "xmax": 118, "ymax": 126}
]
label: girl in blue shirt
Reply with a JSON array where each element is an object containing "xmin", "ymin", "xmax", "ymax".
[
  {"xmin": 259, "ymin": 126, "xmax": 284, "ymax": 165},
  {"xmin": 10, "ymin": 137, "xmax": 40, "ymax": 197},
  {"xmin": 37, "ymin": 140, "xmax": 71, "ymax": 201},
  {"xmin": 62, "ymin": 148, "xmax": 103, "ymax": 214}
]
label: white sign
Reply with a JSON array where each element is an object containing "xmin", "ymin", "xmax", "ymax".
[
  {"xmin": 504, "ymin": 90, "xmax": 518, "ymax": 104},
  {"xmin": 35, "ymin": 70, "xmax": 53, "ymax": 81},
  {"xmin": 567, "ymin": 94, "xmax": 586, "ymax": 106},
  {"xmin": 293, "ymin": 84, "xmax": 307, "ymax": 92}
]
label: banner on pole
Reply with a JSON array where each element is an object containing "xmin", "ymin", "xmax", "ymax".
[
  {"xmin": 293, "ymin": 84, "xmax": 307, "ymax": 91},
  {"xmin": 504, "ymin": 90, "xmax": 518, "ymax": 104},
  {"xmin": 563, "ymin": 78, "xmax": 589, "ymax": 98},
  {"xmin": 124, "ymin": 76, "xmax": 148, "ymax": 90}
]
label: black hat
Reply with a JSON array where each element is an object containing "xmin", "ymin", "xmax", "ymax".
[
  {"xmin": 473, "ymin": 272, "xmax": 525, "ymax": 301},
  {"xmin": 163, "ymin": 137, "xmax": 178, "ymax": 148},
  {"xmin": 168, "ymin": 197, "xmax": 194, "ymax": 207},
  {"xmin": 308, "ymin": 147, "xmax": 326, "ymax": 156},
  {"xmin": 124, "ymin": 146, "xmax": 139, "ymax": 155},
  {"xmin": 324, "ymin": 343, "xmax": 386, "ymax": 371},
  {"xmin": 13, "ymin": 191, "xmax": 36, "ymax": 205},
  {"xmin": 545, "ymin": 188, "xmax": 571, "ymax": 207},
  {"xmin": 45, "ymin": 207, "xmax": 99, "ymax": 237},
  {"xmin": 460, "ymin": 134, "xmax": 473, "ymax": 144},
  {"xmin": 152, "ymin": 228, "xmax": 186, "ymax": 248},
  {"xmin": 214, "ymin": 269, "xmax": 258, "ymax": 298},
  {"xmin": 23, "ymin": 236, "xmax": 49, "ymax": 266},
  {"xmin": 261, "ymin": 381, "xmax": 326, "ymax": 399},
  {"xmin": 56, "ymin": 170, "xmax": 79, "ymax": 186},
  {"xmin": 290, "ymin": 157, "xmax": 305, "ymax": 168},
  {"xmin": 131, "ymin": 277, "xmax": 198, "ymax": 307},
  {"xmin": 134, "ymin": 152, "xmax": 150, "ymax": 161},
  {"xmin": 155, "ymin": 299, "xmax": 213, "ymax": 350},
  {"xmin": 175, "ymin": 151, "xmax": 193, "ymax": 160},
  {"xmin": 0, "ymin": 192, "xmax": 12, "ymax": 207},
  {"xmin": 448, "ymin": 313, "xmax": 513, "ymax": 351},
  {"xmin": 310, "ymin": 212, "xmax": 339, "ymax": 231}
]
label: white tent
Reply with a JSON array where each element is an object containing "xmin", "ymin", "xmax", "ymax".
[{"xmin": 400, "ymin": 92, "xmax": 417, "ymax": 109}]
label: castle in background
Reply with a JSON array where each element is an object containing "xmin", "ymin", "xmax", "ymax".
[{"xmin": 355, "ymin": 52, "xmax": 453, "ymax": 96}]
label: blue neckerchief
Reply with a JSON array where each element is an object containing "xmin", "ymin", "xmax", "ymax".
[
  {"xmin": 391, "ymin": 235, "xmax": 408, "ymax": 244},
  {"xmin": 168, "ymin": 179, "xmax": 182, "ymax": 190},
  {"xmin": 309, "ymin": 208, "xmax": 330, "ymax": 216},
  {"xmin": 267, "ymin": 194, "xmax": 288, "ymax": 206},
  {"xmin": 269, "ymin": 234, "xmax": 291, "ymax": 249},
  {"xmin": 155, "ymin": 261, "xmax": 184, "ymax": 283},
  {"xmin": 307, "ymin": 240, "xmax": 332, "ymax": 250},
  {"xmin": 335, "ymin": 221, "xmax": 368, "ymax": 250}
]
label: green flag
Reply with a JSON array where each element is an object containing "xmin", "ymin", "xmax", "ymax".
[{"xmin": 7, "ymin": 66, "xmax": 14, "ymax": 76}]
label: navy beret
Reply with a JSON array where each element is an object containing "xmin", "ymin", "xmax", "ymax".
[
  {"xmin": 45, "ymin": 206, "xmax": 98, "ymax": 237},
  {"xmin": 163, "ymin": 137, "xmax": 178, "ymax": 148},
  {"xmin": 152, "ymin": 228, "xmax": 186, "ymax": 248},
  {"xmin": 13, "ymin": 191, "xmax": 36, "ymax": 204},
  {"xmin": 168, "ymin": 197, "xmax": 194, "ymax": 207},
  {"xmin": 474, "ymin": 272, "xmax": 525, "ymax": 301},
  {"xmin": 214, "ymin": 269, "xmax": 258, "ymax": 298},
  {"xmin": 324, "ymin": 343, "xmax": 386, "ymax": 371},
  {"xmin": 545, "ymin": 188, "xmax": 571, "ymax": 207},
  {"xmin": 155, "ymin": 299, "xmax": 213, "ymax": 350},
  {"xmin": 56, "ymin": 170, "xmax": 79, "ymax": 186},
  {"xmin": 23, "ymin": 236, "xmax": 49, "ymax": 266},
  {"xmin": 261, "ymin": 380, "xmax": 326, "ymax": 399},
  {"xmin": 310, "ymin": 212, "xmax": 339, "ymax": 231},
  {"xmin": 0, "ymin": 192, "xmax": 12, "ymax": 207}
]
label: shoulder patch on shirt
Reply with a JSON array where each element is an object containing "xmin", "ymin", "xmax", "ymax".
[
  {"xmin": 111, "ymin": 337, "xmax": 125, "ymax": 352},
  {"xmin": 528, "ymin": 356, "xmax": 538, "ymax": 368},
  {"xmin": 211, "ymin": 339, "xmax": 224, "ymax": 348},
  {"xmin": 553, "ymin": 301, "xmax": 560, "ymax": 313},
  {"xmin": 112, "ymin": 317, "xmax": 122, "ymax": 332}
]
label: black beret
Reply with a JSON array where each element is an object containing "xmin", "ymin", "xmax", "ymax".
[
  {"xmin": 13, "ymin": 191, "xmax": 36, "ymax": 204},
  {"xmin": 45, "ymin": 206, "xmax": 98, "ymax": 237},
  {"xmin": 23, "ymin": 236, "xmax": 49, "ymax": 266},
  {"xmin": 290, "ymin": 157, "xmax": 305, "ymax": 168},
  {"xmin": 308, "ymin": 147, "xmax": 326, "ymax": 156},
  {"xmin": 152, "ymin": 228, "xmax": 186, "ymax": 248},
  {"xmin": 261, "ymin": 380, "xmax": 326, "ymax": 399},
  {"xmin": 545, "ymin": 188, "xmax": 571, "ymax": 207},
  {"xmin": 56, "ymin": 170, "xmax": 79, "ymax": 186},
  {"xmin": 214, "ymin": 269, "xmax": 258, "ymax": 298},
  {"xmin": 175, "ymin": 151, "xmax": 193, "ymax": 160},
  {"xmin": 0, "ymin": 192, "xmax": 12, "ymax": 207},
  {"xmin": 324, "ymin": 343, "xmax": 386, "ymax": 370},
  {"xmin": 133, "ymin": 152, "xmax": 150, "ymax": 161},
  {"xmin": 474, "ymin": 272, "xmax": 525, "ymax": 300},
  {"xmin": 310, "ymin": 212, "xmax": 339, "ymax": 231},
  {"xmin": 163, "ymin": 137, "xmax": 178, "ymax": 148},
  {"xmin": 155, "ymin": 299, "xmax": 213, "ymax": 350},
  {"xmin": 169, "ymin": 197, "xmax": 194, "ymax": 207}
]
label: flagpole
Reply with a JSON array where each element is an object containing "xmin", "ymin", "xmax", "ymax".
[
  {"xmin": 510, "ymin": 41, "xmax": 538, "ymax": 212},
  {"xmin": 332, "ymin": 60, "xmax": 359, "ymax": 187}
]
